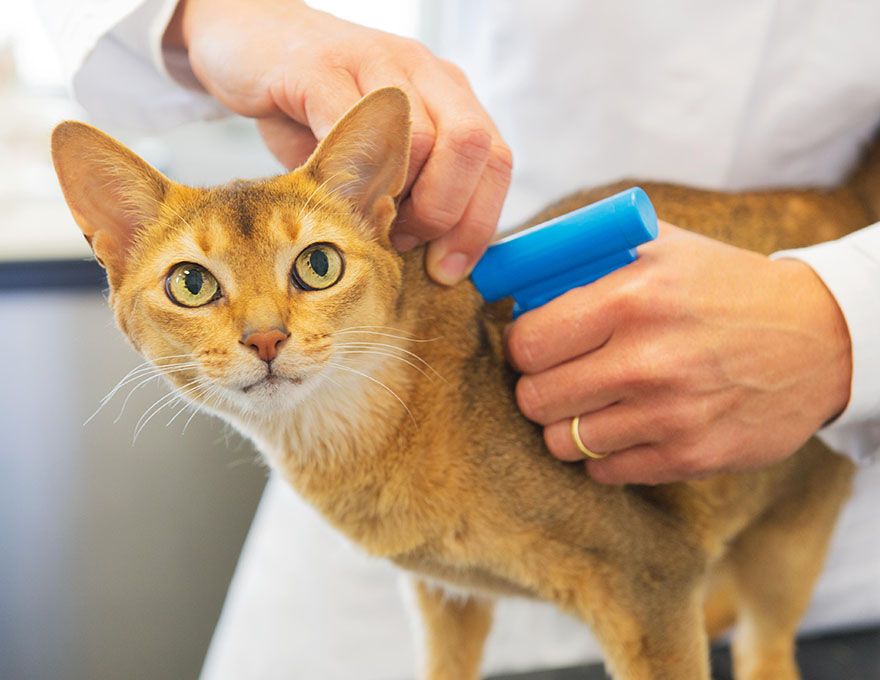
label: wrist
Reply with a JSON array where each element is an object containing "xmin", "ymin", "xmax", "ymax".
[
  {"xmin": 774, "ymin": 257, "xmax": 853, "ymax": 424},
  {"xmin": 163, "ymin": 0, "xmax": 311, "ymax": 51}
]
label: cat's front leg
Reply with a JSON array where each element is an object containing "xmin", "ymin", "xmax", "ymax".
[{"xmin": 408, "ymin": 577, "xmax": 494, "ymax": 680}]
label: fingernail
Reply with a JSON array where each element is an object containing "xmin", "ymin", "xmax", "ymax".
[
  {"xmin": 435, "ymin": 252, "xmax": 470, "ymax": 285},
  {"xmin": 391, "ymin": 233, "xmax": 421, "ymax": 252}
]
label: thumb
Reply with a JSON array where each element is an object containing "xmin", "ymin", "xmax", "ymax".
[
  {"xmin": 277, "ymin": 72, "xmax": 363, "ymax": 141},
  {"xmin": 257, "ymin": 117, "xmax": 318, "ymax": 169}
]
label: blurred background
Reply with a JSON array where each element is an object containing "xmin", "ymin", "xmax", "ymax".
[
  {"xmin": 5, "ymin": 3, "xmax": 879, "ymax": 680},
  {"xmin": 0, "ymin": 2, "xmax": 420, "ymax": 679}
]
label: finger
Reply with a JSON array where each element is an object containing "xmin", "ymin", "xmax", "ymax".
[
  {"xmin": 398, "ymin": 92, "xmax": 438, "ymax": 198},
  {"xmin": 352, "ymin": 69, "xmax": 437, "ymax": 194},
  {"xmin": 514, "ymin": 348, "xmax": 627, "ymax": 425},
  {"xmin": 352, "ymin": 72, "xmax": 437, "ymax": 247},
  {"xmin": 276, "ymin": 70, "xmax": 364, "ymax": 141},
  {"xmin": 257, "ymin": 117, "xmax": 319, "ymax": 169},
  {"xmin": 542, "ymin": 403, "xmax": 653, "ymax": 462},
  {"xmin": 423, "ymin": 139, "xmax": 512, "ymax": 284},
  {"xmin": 400, "ymin": 67, "xmax": 511, "ymax": 271},
  {"xmin": 395, "ymin": 110, "xmax": 493, "ymax": 244},
  {"xmin": 506, "ymin": 279, "xmax": 623, "ymax": 374},
  {"xmin": 585, "ymin": 445, "xmax": 681, "ymax": 485},
  {"xmin": 390, "ymin": 231, "xmax": 422, "ymax": 252}
]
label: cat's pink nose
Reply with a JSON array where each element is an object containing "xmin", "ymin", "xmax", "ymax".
[{"xmin": 241, "ymin": 329, "xmax": 289, "ymax": 362}]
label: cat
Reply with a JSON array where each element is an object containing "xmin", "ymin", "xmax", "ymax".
[{"xmin": 51, "ymin": 87, "xmax": 879, "ymax": 680}]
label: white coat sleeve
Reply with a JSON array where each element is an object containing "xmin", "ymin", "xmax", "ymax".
[
  {"xmin": 774, "ymin": 222, "xmax": 880, "ymax": 465},
  {"xmin": 33, "ymin": 0, "xmax": 226, "ymax": 131}
]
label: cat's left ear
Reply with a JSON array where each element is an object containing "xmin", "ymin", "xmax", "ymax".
[{"xmin": 304, "ymin": 87, "xmax": 412, "ymax": 234}]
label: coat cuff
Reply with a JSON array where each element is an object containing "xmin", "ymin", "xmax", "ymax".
[
  {"xmin": 71, "ymin": 0, "xmax": 226, "ymax": 131},
  {"xmin": 772, "ymin": 222, "xmax": 880, "ymax": 464}
]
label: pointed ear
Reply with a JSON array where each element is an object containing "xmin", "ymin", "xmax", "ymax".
[
  {"xmin": 304, "ymin": 87, "xmax": 411, "ymax": 231},
  {"xmin": 51, "ymin": 121, "xmax": 171, "ymax": 273}
]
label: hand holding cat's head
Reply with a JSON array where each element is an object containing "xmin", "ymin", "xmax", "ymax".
[{"xmin": 51, "ymin": 88, "xmax": 415, "ymax": 418}]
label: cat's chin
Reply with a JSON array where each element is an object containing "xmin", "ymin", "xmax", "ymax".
[
  {"xmin": 225, "ymin": 371, "xmax": 321, "ymax": 416},
  {"xmin": 241, "ymin": 373, "xmax": 303, "ymax": 394}
]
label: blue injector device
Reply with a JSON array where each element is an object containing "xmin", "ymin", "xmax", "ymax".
[{"xmin": 470, "ymin": 187, "xmax": 658, "ymax": 317}]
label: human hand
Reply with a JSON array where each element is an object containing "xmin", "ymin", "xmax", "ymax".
[
  {"xmin": 506, "ymin": 222, "xmax": 853, "ymax": 485},
  {"xmin": 165, "ymin": 0, "xmax": 512, "ymax": 285}
]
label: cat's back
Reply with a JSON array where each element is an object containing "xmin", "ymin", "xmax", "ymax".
[{"xmin": 532, "ymin": 180, "xmax": 872, "ymax": 255}]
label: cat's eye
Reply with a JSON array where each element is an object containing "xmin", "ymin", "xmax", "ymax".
[
  {"xmin": 291, "ymin": 243, "xmax": 344, "ymax": 291},
  {"xmin": 165, "ymin": 263, "xmax": 221, "ymax": 307}
]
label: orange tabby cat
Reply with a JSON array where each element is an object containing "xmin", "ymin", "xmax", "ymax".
[{"xmin": 52, "ymin": 87, "xmax": 877, "ymax": 680}]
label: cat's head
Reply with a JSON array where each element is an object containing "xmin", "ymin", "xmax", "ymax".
[{"xmin": 51, "ymin": 88, "xmax": 413, "ymax": 417}]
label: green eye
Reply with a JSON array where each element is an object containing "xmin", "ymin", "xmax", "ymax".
[
  {"xmin": 292, "ymin": 243, "xmax": 344, "ymax": 291},
  {"xmin": 165, "ymin": 263, "xmax": 221, "ymax": 307}
]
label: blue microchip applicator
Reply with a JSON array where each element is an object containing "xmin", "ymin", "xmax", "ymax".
[{"xmin": 471, "ymin": 187, "xmax": 658, "ymax": 316}]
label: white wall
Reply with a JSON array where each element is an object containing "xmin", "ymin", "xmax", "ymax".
[{"xmin": 0, "ymin": 290, "xmax": 267, "ymax": 680}]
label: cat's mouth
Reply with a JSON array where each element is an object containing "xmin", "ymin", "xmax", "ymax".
[{"xmin": 241, "ymin": 372, "xmax": 303, "ymax": 393}]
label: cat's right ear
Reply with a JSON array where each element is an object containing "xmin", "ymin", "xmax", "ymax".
[{"xmin": 51, "ymin": 122, "xmax": 171, "ymax": 274}]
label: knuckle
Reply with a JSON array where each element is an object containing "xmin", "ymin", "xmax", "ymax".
[
  {"xmin": 402, "ymin": 37, "xmax": 433, "ymax": 59},
  {"xmin": 506, "ymin": 323, "xmax": 538, "ymax": 372},
  {"xmin": 616, "ymin": 365, "xmax": 641, "ymax": 391},
  {"xmin": 459, "ymin": 213, "xmax": 498, "ymax": 244},
  {"xmin": 412, "ymin": 194, "xmax": 461, "ymax": 230},
  {"xmin": 408, "ymin": 129, "xmax": 436, "ymax": 163},
  {"xmin": 442, "ymin": 59, "xmax": 469, "ymax": 83},
  {"xmin": 472, "ymin": 220, "xmax": 500, "ymax": 246},
  {"xmin": 515, "ymin": 377, "xmax": 546, "ymax": 422},
  {"xmin": 542, "ymin": 426, "xmax": 566, "ymax": 457},
  {"xmin": 488, "ymin": 142, "xmax": 514, "ymax": 176},
  {"xmin": 446, "ymin": 122, "xmax": 493, "ymax": 162},
  {"xmin": 631, "ymin": 340, "xmax": 672, "ymax": 388},
  {"xmin": 310, "ymin": 45, "xmax": 348, "ymax": 71},
  {"xmin": 614, "ymin": 281, "xmax": 645, "ymax": 317},
  {"xmin": 587, "ymin": 462, "xmax": 618, "ymax": 485},
  {"xmin": 675, "ymin": 446, "xmax": 708, "ymax": 477},
  {"xmin": 654, "ymin": 405, "xmax": 691, "ymax": 439},
  {"xmin": 617, "ymin": 356, "xmax": 656, "ymax": 391},
  {"xmin": 396, "ymin": 39, "xmax": 435, "ymax": 74}
]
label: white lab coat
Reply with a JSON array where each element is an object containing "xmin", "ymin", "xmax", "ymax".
[{"xmin": 35, "ymin": 1, "xmax": 880, "ymax": 678}]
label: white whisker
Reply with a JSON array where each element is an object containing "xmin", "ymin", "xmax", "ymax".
[
  {"xmin": 332, "ymin": 325, "xmax": 442, "ymax": 343},
  {"xmin": 86, "ymin": 362, "xmax": 200, "ymax": 425},
  {"xmin": 83, "ymin": 354, "xmax": 196, "ymax": 425},
  {"xmin": 133, "ymin": 378, "xmax": 205, "ymax": 443},
  {"xmin": 111, "ymin": 365, "xmax": 200, "ymax": 424},
  {"xmin": 332, "ymin": 348, "xmax": 434, "ymax": 380},
  {"xmin": 182, "ymin": 393, "xmax": 213, "ymax": 434},
  {"xmin": 101, "ymin": 361, "xmax": 200, "ymax": 401},
  {"xmin": 327, "ymin": 361, "xmax": 416, "ymax": 424},
  {"xmin": 166, "ymin": 380, "xmax": 213, "ymax": 427},
  {"xmin": 333, "ymin": 340, "xmax": 446, "ymax": 382},
  {"xmin": 182, "ymin": 408, "xmax": 201, "ymax": 434},
  {"xmin": 182, "ymin": 384, "xmax": 231, "ymax": 433}
]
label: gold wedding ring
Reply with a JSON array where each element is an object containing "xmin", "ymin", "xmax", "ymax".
[{"xmin": 570, "ymin": 416, "xmax": 610, "ymax": 460}]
